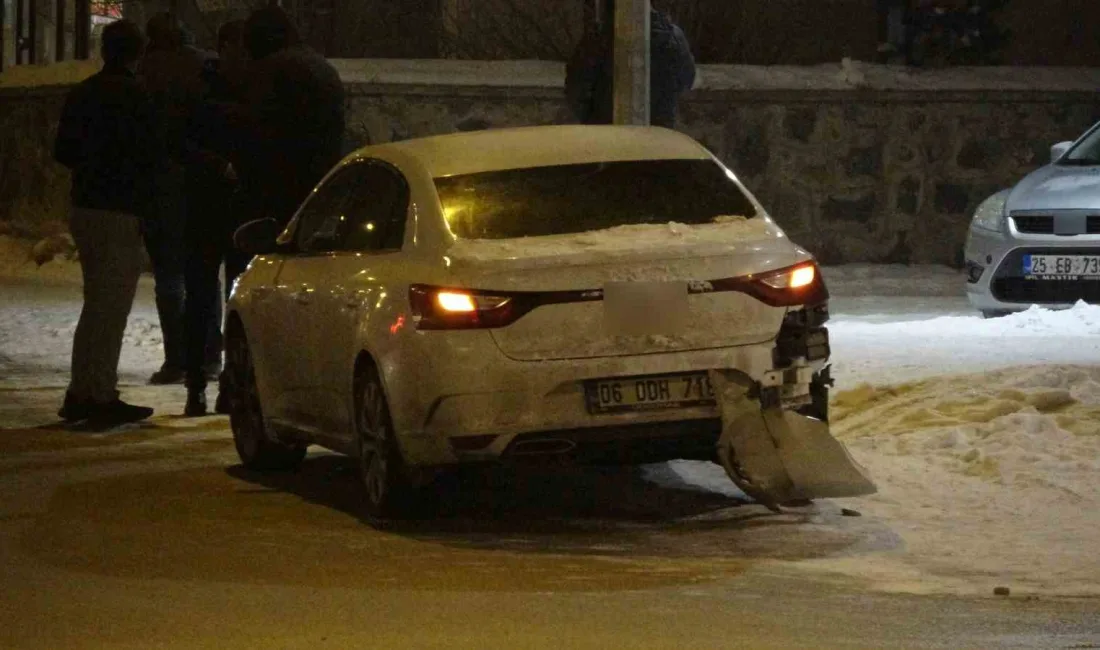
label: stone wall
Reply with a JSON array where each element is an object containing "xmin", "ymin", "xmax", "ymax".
[
  {"xmin": 3, "ymin": 60, "xmax": 1100, "ymax": 265},
  {"xmin": 0, "ymin": 86, "xmax": 69, "ymax": 239}
]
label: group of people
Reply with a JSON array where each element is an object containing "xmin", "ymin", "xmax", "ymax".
[{"xmin": 53, "ymin": 7, "xmax": 345, "ymax": 425}]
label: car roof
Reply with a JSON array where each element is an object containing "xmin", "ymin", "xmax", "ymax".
[{"xmin": 348, "ymin": 125, "xmax": 713, "ymax": 179}]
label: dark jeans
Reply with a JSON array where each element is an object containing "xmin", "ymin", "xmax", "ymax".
[
  {"xmin": 184, "ymin": 233, "xmax": 251, "ymax": 392},
  {"xmin": 146, "ymin": 166, "xmax": 222, "ymax": 373},
  {"xmin": 143, "ymin": 169, "xmax": 188, "ymax": 371}
]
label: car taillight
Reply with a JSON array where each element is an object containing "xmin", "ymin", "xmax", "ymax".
[
  {"xmin": 764, "ymin": 264, "xmax": 816, "ymax": 290},
  {"xmin": 711, "ymin": 262, "xmax": 828, "ymax": 307},
  {"xmin": 409, "ymin": 285, "xmax": 519, "ymax": 330}
]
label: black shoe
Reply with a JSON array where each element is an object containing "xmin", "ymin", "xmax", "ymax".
[
  {"xmin": 149, "ymin": 365, "xmax": 185, "ymax": 385},
  {"xmin": 58, "ymin": 392, "xmax": 94, "ymax": 421},
  {"xmin": 214, "ymin": 390, "xmax": 231, "ymax": 415},
  {"xmin": 86, "ymin": 399, "xmax": 154, "ymax": 425},
  {"xmin": 184, "ymin": 389, "xmax": 208, "ymax": 417}
]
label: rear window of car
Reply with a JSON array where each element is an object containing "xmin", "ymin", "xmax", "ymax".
[{"xmin": 434, "ymin": 159, "xmax": 758, "ymax": 240}]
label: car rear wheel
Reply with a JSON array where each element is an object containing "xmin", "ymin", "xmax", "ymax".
[
  {"xmin": 981, "ymin": 310, "xmax": 1011, "ymax": 320},
  {"xmin": 355, "ymin": 365, "xmax": 414, "ymax": 520},
  {"xmin": 225, "ymin": 327, "xmax": 307, "ymax": 471}
]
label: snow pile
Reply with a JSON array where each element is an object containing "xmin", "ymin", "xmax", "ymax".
[
  {"xmin": 835, "ymin": 58, "xmax": 867, "ymax": 87},
  {"xmin": 815, "ymin": 365, "xmax": 1100, "ymax": 596},
  {"xmin": 0, "ymin": 60, "xmax": 99, "ymax": 88},
  {"xmin": 0, "ymin": 280, "xmax": 164, "ymax": 392},
  {"xmin": 0, "ymin": 235, "xmax": 82, "ymax": 284},
  {"xmin": 839, "ymin": 301, "xmax": 1100, "ymax": 339},
  {"xmin": 448, "ymin": 218, "xmax": 774, "ymax": 263},
  {"xmin": 829, "ymin": 302, "xmax": 1100, "ymax": 388}
]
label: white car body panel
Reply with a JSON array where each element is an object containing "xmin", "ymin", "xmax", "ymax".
[{"xmin": 229, "ymin": 125, "xmax": 828, "ymax": 467}]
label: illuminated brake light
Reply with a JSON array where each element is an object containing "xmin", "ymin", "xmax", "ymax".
[
  {"xmin": 736, "ymin": 262, "xmax": 826, "ymax": 307},
  {"xmin": 789, "ymin": 265, "xmax": 816, "ymax": 289},
  {"xmin": 409, "ymin": 285, "xmax": 520, "ymax": 330},
  {"xmin": 761, "ymin": 263, "xmax": 816, "ymax": 290},
  {"xmin": 436, "ymin": 291, "xmax": 477, "ymax": 313}
]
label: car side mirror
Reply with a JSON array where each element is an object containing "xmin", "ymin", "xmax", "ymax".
[
  {"xmin": 1051, "ymin": 141, "xmax": 1073, "ymax": 164},
  {"xmin": 234, "ymin": 218, "xmax": 280, "ymax": 256}
]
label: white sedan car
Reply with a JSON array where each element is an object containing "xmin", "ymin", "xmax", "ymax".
[{"xmin": 226, "ymin": 125, "xmax": 833, "ymax": 518}]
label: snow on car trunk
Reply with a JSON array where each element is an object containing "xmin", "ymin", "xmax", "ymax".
[{"xmin": 447, "ymin": 220, "xmax": 805, "ymax": 361}]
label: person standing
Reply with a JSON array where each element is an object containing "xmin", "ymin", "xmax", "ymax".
[
  {"xmin": 238, "ymin": 5, "xmax": 346, "ymax": 228},
  {"xmin": 876, "ymin": 0, "xmax": 911, "ymax": 63},
  {"xmin": 139, "ymin": 12, "xmax": 219, "ymax": 386},
  {"xmin": 53, "ymin": 19, "xmax": 159, "ymax": 424},
  {"xmin": 565, "ymin": 0, "xmax": 696, "ymax": 129},
  {"xmin": 181, "ymin": 20, "xmax": 253, "ymax": 416}
]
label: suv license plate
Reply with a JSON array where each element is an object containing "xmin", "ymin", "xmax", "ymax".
[{"xmin": 586, "ymin": 373, "xmax": 716, "ymax": 414}]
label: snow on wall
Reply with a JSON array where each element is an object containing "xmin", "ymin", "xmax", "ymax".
[{"xmin": 0, "ymin": 60, "xmax": 100, "ymax": 88}]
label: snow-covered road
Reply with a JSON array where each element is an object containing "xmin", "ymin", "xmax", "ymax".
[{"xmin": 2, "ymin": 241, "xmax": 1098, "ymax": 599}]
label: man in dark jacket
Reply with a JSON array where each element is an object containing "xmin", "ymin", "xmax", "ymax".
[
  {"xmin": 53, "ymin": 19, "xmax": 158, "ymax": 425},
  {"xmin": 139, "ymin": 12, "xmax": 217, "ymax": 386},
  {"xmin": 180, "ymin": 20, "xmax": 254, "ymax": 416},
  {"xmin": 565, "ymin": 2, "xmax": 696, "ymax": 129},
  {"xmin": 239, "ymin": 6, "xmax": 346, "ymax": 227}
]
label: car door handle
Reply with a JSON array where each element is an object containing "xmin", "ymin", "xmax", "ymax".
[
  {"xmin": 292, "ymin": 284, "xmax": 313, "ymax": 305},
  {"xmin": 342, "ymin": 289, "xmax": 369, "ymax": 311}
]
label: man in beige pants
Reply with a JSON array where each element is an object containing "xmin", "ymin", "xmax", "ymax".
[{"xmin": 53, "ymin": 19, "xmax": 161, "ymax": 424}]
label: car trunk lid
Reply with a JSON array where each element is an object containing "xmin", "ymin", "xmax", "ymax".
[{"xmin": 447, "ymin": 220, "xmax": 810, "ymax": 361}]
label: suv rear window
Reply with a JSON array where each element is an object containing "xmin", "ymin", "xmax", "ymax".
[{"xmin": 435, "ymin": 159, "xmax": 757, "ymax": 240}]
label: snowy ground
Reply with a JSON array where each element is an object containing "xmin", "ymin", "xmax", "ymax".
[{"xmin": 2, "ymin": 239, "xmax": 1099, "ymax": 599}]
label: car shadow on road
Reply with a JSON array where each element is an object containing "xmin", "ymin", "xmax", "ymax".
[{"xmin": 227, "ymin": 454, "xmax": 895, "ymax": 562}]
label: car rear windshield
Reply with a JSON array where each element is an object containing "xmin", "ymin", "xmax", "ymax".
[{"xmin": 434, "ymin": 159, "xmax": 758, "ymax": 240}]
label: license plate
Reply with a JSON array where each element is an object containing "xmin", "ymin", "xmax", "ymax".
[
  {"xmin": 585, "ymin": 373, "xmax": 716, "ymax": 414},
  {"xmin": 1023, "ymin": 254, "xmax": 1100, "ymax": 279}
]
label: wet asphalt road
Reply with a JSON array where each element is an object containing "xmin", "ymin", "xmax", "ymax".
[{"xmin": 0, "ymin": 394, "xmax": 1097, "ymax": 650}]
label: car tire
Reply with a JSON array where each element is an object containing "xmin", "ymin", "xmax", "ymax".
[
  {"xmin": 225, "ymin": 328, "xmax": 307, "ymax": 472},
  {"xmin": 355, "ymin": 365, "xmax": 414, "ymax": 520},
  {"xmin": 981, "ymin": 310, "xmax": 1011, "ymax": 320}
]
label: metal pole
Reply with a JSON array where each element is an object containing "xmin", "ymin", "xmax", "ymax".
[
  {"xmin": 0, "ymin": 0, "xmax": 6, "ymax": 71},
  {"xmin": 15, "ymin": 0, "xmax": 24, "ymax": 64},
  {"xmin": 612, "ymin": 0, "xmax": 649, "ymax": 125},
  {"xmin": 55, "ymin": 0, "xmax": 65, "ymax": 61},
  {"xmin": 27, "ymin": 0, "xmax": 36, "ymax": 63},
  {"xmin": 74, "ymin": 0, "xmax": 88, "ymax": 59}
]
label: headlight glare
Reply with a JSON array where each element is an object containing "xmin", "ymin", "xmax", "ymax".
[{"xmin": 972, "ymin": 191, "xmax": 1009, "ymax": 232}]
